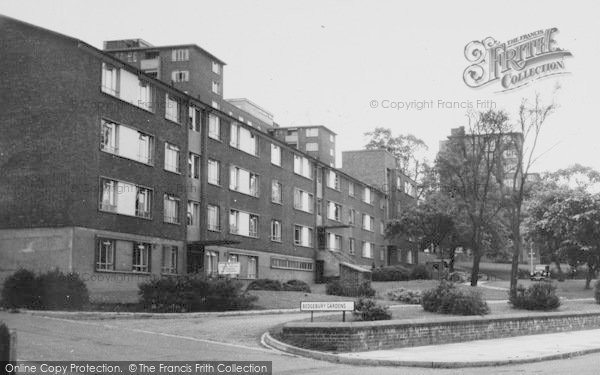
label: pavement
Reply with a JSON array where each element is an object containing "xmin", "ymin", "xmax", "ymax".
[{"xmin": 263, "ymin": 300, "xmax": 600, "ymax": 369}]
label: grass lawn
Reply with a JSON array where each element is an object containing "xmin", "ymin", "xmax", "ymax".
[{"xmin": 294, "ymin": 299, "xmax": 600, "ymax": 323}]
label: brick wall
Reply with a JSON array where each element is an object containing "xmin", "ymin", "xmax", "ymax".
[{"xmin": 282, "ymin": 311, "xmax": 600, "ymax": 352}]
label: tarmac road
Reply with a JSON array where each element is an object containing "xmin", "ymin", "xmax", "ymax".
[{"xmin": 2, "ymin": 311, "xmax": 600, "ymax": 374}]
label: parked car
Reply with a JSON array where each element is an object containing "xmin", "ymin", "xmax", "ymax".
[{"xmin": 530, "ymin": 265, "xmax": 550, "ymax": 281}]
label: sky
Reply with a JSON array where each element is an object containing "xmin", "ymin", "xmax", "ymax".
[{"xmin": 1, "ymin": 0, "xmax": 598, "ymax": 173}]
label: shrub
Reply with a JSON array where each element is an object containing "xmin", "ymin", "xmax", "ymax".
[
  {"xmin": 353, "ymin": 298, "xmax": 391, "ymax": 321},
  {"xmin": 1, "ymin": 269, "xmax": 39, "ymax": 309},
  {"xmin": 448, "ymin": 271, "xmax": 468, "ymax": 283},
  {"xmin": 0, "ymin": 322, "xmax": 9, "ymax": 361},
  {"xmin": 386, "ymin": 288, "xmax": 422, "ymax": 304},
  {"xmin": 372, "ymin": 266, "xmax": 411, "ymax": 282},
  {"xmin": 282, "ymin": 280, "xmax": 311, "ymax": 293},
  {"xmin": 246, "ymin": 279, "xmax": 283, "ymax": 291},
  {"xmin": 595, "ymin": 280, "xmax": 600, "ymax": 304},
  {"xmin": 410, "ymin": 264, "xmax": 431, "ymax": 280},
  {"xmin": 1, "ymin": 269, "xmax": 89, "ymax": 310},
  {"xmin": 139, "ymin": 276, "xmax": 257, "ymax": 312},
  {"xmin": 422, "ymin": 281, "xmax": 489, "ymax": 315},
  {"xmin": 509, "ymin": 282, "xmax": 561, "ymax": 311},
  {"xmin": 326, "ymin": 280, "xmax": 376, "ymax": 297},
  {"xmin": 36, "ymin": 270, "xmax": 89, "ymax": 310}
]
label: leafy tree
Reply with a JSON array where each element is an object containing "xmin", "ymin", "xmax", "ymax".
[
  {"xmin": 436, "ymin": 109, "xmax": 510, "ymax": 286},
  {"xmin": 503, "ymin": 94, "xmax": 557, "ymax": 297},
  {"xmin": 364, "ymin": 127, "xmax": 429, "ymax": 198}
]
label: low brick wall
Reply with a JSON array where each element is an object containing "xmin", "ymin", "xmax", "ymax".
[{"xmin": 282, "ymin": 311, "xmax": 600, "ymax": 352}]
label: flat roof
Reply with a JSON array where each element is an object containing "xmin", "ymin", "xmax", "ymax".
[{"xmin": 103, "ymin": 43, "xmax": 227, "ymax": 65}]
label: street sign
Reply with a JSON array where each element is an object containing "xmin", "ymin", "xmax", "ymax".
[
  {"xmin": 300, "ymin": 301, "xmax": 354, "ymax": 312},
  {"xmin": 218, "ymin": 262, "xmax": 240, "ymax": 275},
  {"xmin": 300, "ymin": 301, "xmax": 355, "ymax": 322}
]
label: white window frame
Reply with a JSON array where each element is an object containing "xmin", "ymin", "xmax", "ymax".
[
  {"xmin": 161, "ymin": 245, "xmax": 179, "ymax": 274},
  {"xmin": 187, "ymin": 201, "xmax": 200, "ymax": 226},
  {"xmin": 188, "ymin": 152, "xmax": 200, "ymax": 179},
  {"xmin": 212, "ymin": 61, "xmax": 221, "ymax": 75},
  {"xmin": 165, "ymin": 94, "xmax": 180, "ymax": 123},
  {"xmin": 164, "ymin": 143, "xmax": 181, "ymax": 173},
  {"xmin": 208, "ymin": 114, "xmax": 220, "ymax": 140},
  {"xmin": 293, "ymin": 188, "xmax": 314, "ymax": 213},
  {"xmin": 207, "ymin": 159, "xmax": 220, "ymax": 185},
  {"xmin": 271, "ymin": 144, "xmax": 281, "ymax": 166},
  {"xmin": 172, "ymin": 48, "xmax": 189, "ymax": 61},
  {"xmin": 207, "ymin": 204, "xmax": 220, "ymax": 231},
  {"xmin": 132, "ymin": 242, "xmax": 151, "ymax": 272},
  {"xmin": 271, "ymin": 219, "xmax": 282, "ymax": 242},
  {"xmin": 163, "ymin": 194, "xmax": 180, "ymax": 224},
  {"xmin": 271, "ymin": 180, "xmax": 282, "ymax": 204}
]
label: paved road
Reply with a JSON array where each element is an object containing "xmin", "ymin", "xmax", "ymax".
[{"xmin": 3, "ymin": 311, "xmax": 600, "ymax": 374}]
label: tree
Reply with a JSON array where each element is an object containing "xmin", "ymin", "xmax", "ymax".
[
  {"xmin": 504, "ymin": 94, "xmax": 557, "ymax": 297},
  {"xmin": 436, "ymin": 109, "xmax": 510, "ymax": 286},
  {"xmin": 364, "ymin": 127, "xmax": 429, "ymax": 198}
]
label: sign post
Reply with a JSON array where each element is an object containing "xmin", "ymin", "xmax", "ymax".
[{"xmin": 300, "ymin": 301, "xmax": 355, "ymax": 322}]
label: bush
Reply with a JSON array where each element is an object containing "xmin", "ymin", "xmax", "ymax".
[
  {"xmin": 410, "ymin": 264, "xmax": 431, "ymax": 280},
  {"xmin": 448, "ymin": 271, "xmax": 468, "ymax": 283},
  {"xmin": 509, "ymin": 282, "xmax": 561, "ymax": 311},
  {"xmin": 595, "ymin": 280, "xmax": 600, "ymax": 304},
  {"xmin": 326, "ymin": 280, "xmax": 376, "ymax": 297},
  {"xmin": 0, "ymin": 322, "xmax": 9, "ymax": 361},
  {"xmin": 421, "ymin": 281, "xmax": 489, "ymax": 315},
  {"xmin": 386, "ymin": 288, "xmax": 422, "ymax": 304},
  {"xmin": 282, "ymin": 280, "xmax": 311, "ymax": 293},
  {"xmin": 1, "ymin": 269, "xmax": 39, "ymax": 309},
  {"xmin": 1, "ymin": 269, "xmax": 89, "ymax": 310},
  {"xmin": 139, "ymin": 276, "xmax": 257, "ymax": 312},
  {"xmin": 246, "ymin": 278, "xmax": 283, "ymax": 291},
  {"xmin": 353, "ymin": 298, "xmax": 391, "ymax": 321},
  {"xmin": 372, "ymin": 266, "xmax": 411, "ymax": 281},
  {"xmin": 37, "ymin": 270, "xmax": 89, "ymax": 310}
]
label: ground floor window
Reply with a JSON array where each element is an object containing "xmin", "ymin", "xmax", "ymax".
[
  {"xmin": 406, "ymin": 249, "xmax": 413, "ymax": 264},
  {"xmin": 162, "ymin": 245, "xmax": 178, "ymax": 274},
  {"xmin": 95, "ymin": 238, "xmax": 153, "ymax": 273},
  {"xmin": 205, "ymin": 251, "xmax": 218, "ymax": 276},
  {"xmin": 226, "ymin": 253, "xmax": 258, "ymax": 279},
  {"xmin": 270, "ymin": 257, "xmax": 314, "ymax": 271}
]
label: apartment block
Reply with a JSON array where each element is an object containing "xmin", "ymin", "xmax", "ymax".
[
  {"xmin": 270, "ymin": 126, "xmax": 337, "ymax": 167},
  {"xmin": 0, "ymin": 15, "xmax": 400, "ymax": 301}
]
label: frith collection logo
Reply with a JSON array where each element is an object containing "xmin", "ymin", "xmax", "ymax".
[{"xmin": 463, "ymin": 28, "xmax": 573, "ymax": 92}]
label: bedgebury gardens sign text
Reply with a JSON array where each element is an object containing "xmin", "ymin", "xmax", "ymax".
[{"xmin": 463, "ymin": 28, "xmax": 573, "ymax": 92}]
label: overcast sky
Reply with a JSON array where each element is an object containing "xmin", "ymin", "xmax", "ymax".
[{"xmin": 2, "ymin": 0, "xmax": 598, "ymax": 172}]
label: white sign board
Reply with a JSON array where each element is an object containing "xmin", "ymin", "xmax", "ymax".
[
  {"xmin": 300, "ymin": 301, "xmax": 355, "ymax": 312},
  {"xmin": 218, "ymin": 262, "xmax": 240, "ymax": 275}
]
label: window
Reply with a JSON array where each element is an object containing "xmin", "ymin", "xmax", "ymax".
[
  {"xmin": 101, "ymin": 119, "xmax": 154, "ymax": 165},
  {"xmin": 135, "ymin": 187, "xmax": 152, "ymax": 219},
  {"xmin": 162, "ymin": 246, "xmax": 178, "ymax": 274},
  {"xmin": 212, "ymin": 81, "xmax": 221, "ymax": 95},
  {"xmin": 132, "ymin": 242, "xmax": 151, "ymax": 272},
  {"xmin": 189, "ymin": 106, "xmax": 201, "ymax": 132},
  {"xmin": 271, "ymin": 144, "xmax": 281, "ymax": 166},
  {"xmin": 327, "ymin": 233, "xmax": 342, "ymax": 251},
  {"xmin": 348, "ymin": 209, "xmax": 356, "ymax": 226},
  {"xmin": 293, "ymin": 188, "xmax": 314, "ymax": 213},
  {"xmin": 230, "ymin": 123, "xmax": 257, "ymax": 155},
  {"xmin": 396, "ymin": 176, "xmax": 403, "ymax": 190},
  {"xmin": 316, "ymin": 198, "xmax": 322, "ymax": 216},
  {"xmin": 294, "ymin": 225, "xmax": 314, "ymax": 247},
  {"xmin": 96, "ymin": 239, "xmax": 115, "ymax": 271},
  {"xmin": 329, "ymin": 148, "xmax": 334, "ymax": 157},
  {"xmin": 164, "ymin": 143, "xmax": 181, "ymax": 173},
  {"xmin": 305, "ymin": 128, "xmax": 319, "ymax": 137},
  {"xmin": 247, "ymin": 256, "xmax": 257, "ymax": 279},
  {"xmin": 329, "ymin": 134, "xmax": 335, "ymax": 143},
  {"xmin": 208, "ymin": 159, "xmax": 220, "ymax": 185},
  {"xmin": 362, "ymin": 241, "xmax": 373, "ymax": 258},
  {"xmin": 165, "ymin": 95, "xmax": 180, "ymax": 123},
  {"xmin": 229, "ymin": 166, "xmax": 259, "ymax": 197},
  {"xmin": 363, "ymin": 186, "xmax": 373, "ymax": 204},
  {"xmin": 212, "ymin": 61, "xmax": 221, "ymax": 74},
  {"xmin": 326, "ymin": 170, "xmax": 340, "ymax": 190},
  {"xmin": 349, "ymin": 238, "xmax": 356, "ymax": 255},
  {"xmin": 101, "ymin": 63, "xmax": 118, "ymax": 96},
  {"xmin": 362, "ymin": 213, "xmax": 374, "ymax": 231},
  {"xmin": 270, "ymin": 257, "xmax": 313, "ymax": 271},
  {"xmin": 188, "ymin": 153, "xmax": 200, "ymax": 179},
  {"xmin": 205, "ymin": 251, "xmax": 218, "ymax": 276},
  {"xmin": 208, "ymin": 114, "xmax": 220, "ymax": 140},
  {"xmin": 171, "ymin": 70, "xmax": 189, "ymax": 82},
  {"xmin": 327, "ymin": 201, "xmax": 342, "ymax": 221},
  {"xmin": 101, "ymin": 63, "xmax": 155, "ymax": 111},
  {"xmin": 380, "ymin": 248, "xmax": 385, "ymax": 262},
  {"xmin": 271, "ymin": 220, "xmax": 282, "ymax": 242},
  {"xmin": 164, "ymin": 194, "xmax": 180, "ymax": 224},
  {"xmin": 380, "ymin": 221, "xmax": 385, "ymax": 235},
  {"xmin": 349, "ymin": 182, "xmax": 355, "ymax": 197},
  {"xmin": 187, "ymin": 201, "xmax": 200, "ymax": 226},
  {"xmin": 271, "ymin": 180, "xmax": 282, "ymax": 204},
  {"xmin": 172, "ymin": 48, "xmax": 189, "ymax": 61},
  {"xmin": 211, "ymin": 100, "xmax": 220, "ymax": 109},
  {"xmin": 207, "ymin": 204, "xmax": 220, "ymax": 231},
  {"xmin": 100, "ymin": 178, "xmax": 152, "ymax": 219},
  {"xmin": 293, "ymin": 155, "xmax": 312, "ymax": 179},
  {"xmin": 305, "ymin": 142, "xmax": 318, "ymax": 152},
  {"xmin": 229, "ymin": 209, "xmax": 259, "ymax": 238}
]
